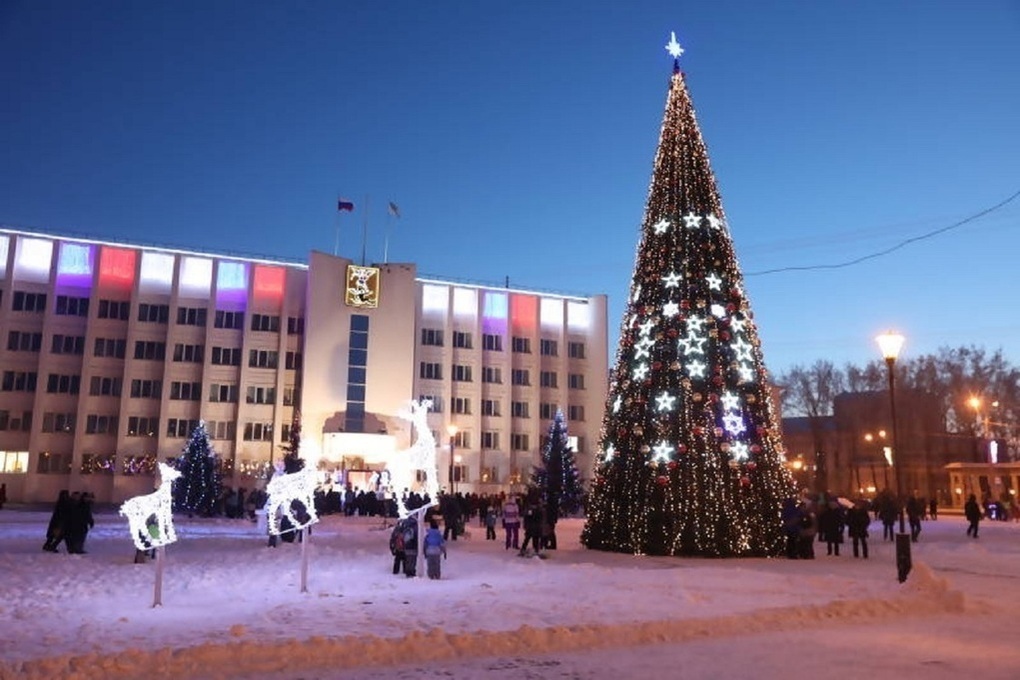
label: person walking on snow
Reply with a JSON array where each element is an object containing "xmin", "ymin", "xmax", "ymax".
[
  {"xmin": 965, "ymin": 493, "xmax": 982, "ymax": 538},
  {"xmin": 502, "ymin": 496, "xmax": 520, "ymax": 550},
  {"xmin": 423, "ymin": 519, "xmax": 447, "ymax": 579}
]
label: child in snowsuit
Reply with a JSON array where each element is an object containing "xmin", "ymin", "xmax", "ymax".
[{"xmin": 423, "ymin": 519, "xmax": 447, "ymax": 579}]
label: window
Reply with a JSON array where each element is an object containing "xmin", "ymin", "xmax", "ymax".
[
  {"xmin": 540, "ymin": 403, "xmax": 557, "ymax": 420},
  {"xmin": 283, "ymin": 386, "xmax": 299, "ymax": 408},
  {"xmin": 1, "ymin": 371, "xmax": 37, "ymax": 392},
  {"xmin": 480, "ymin": 466, "xmax": 499, "ymax": 484},
  {"xmin": 568, "ymin": 405, "xmax": 585, "ymax": 421},
  {"xmin": 89, "ymin": 376, "xmax": 122, "ymax": 397},
  {"xmin": 540, "ymin": 371, "xmax": 558, "ymax": 388},
  {"xmin": 569, "ymin": 374, "xmax": 586, "ymax": 390},
  {"xmin": 85, "ymin": 414, "xmax": 119, "ymax": 435},
  {"xmin": 249, "ymin": 349, "xmax": 279, "ymax": 369},
  {"xmin": 419, "ymin": 362, "xmax": 442, "ymax": 380},
  {"xmin": 166, "ymin": 418, "xmax": 199, "ymax": 438},
  {"xmin": 97, "ymin": 299, "xmax": 130, "ymax": 320},
  {"xmin": 214, "ymin": 310, "xmax": 245, "ymax": 329},
  {"xmin": 170, "ymin": 381, "xmax": 202, "ymax": 401},
  {"xmin": 246, "ymin": 386, "xmax": 276, "ymax": 404},
  {"xmin": 209, "ymin": 383, "xmax": 238, "ymax": 403},
  {"xmin": 286, "ymin": 351, "xmax": 303, "ymax": 371},
  {"xmin": 482, "ymin": 431, "xmax": 500, "ymax": 449},
  {"xmin": 130, "ymin": 379, "xmax": 162, "ymax": 399},
  {"xmin": 418, "ymin": 394, "xmax": 442, "ymax": 413},
  {"xmin": 133, "ymin": 341, "xmax": 166, "ymax": 361},
  {"xmin": 540, "ymin": 339, "xmax": 558, "ymax": 356},
  {"xmin": 568, "ymin": 341, "xmax": 586, "ymax": 359},
  {"xmin": 512, "ymin": 401, "xmax": 530, "ymax": 418},
  {"xmin": 36, "ymin": 452, "xmax": 72, "ymax": 474},
  {"xmin": 287, "ymin": 317, "xmax": 305, "ymax": 335},
  {"xmin": 55, "ymin": 295, "xmax": 89, "ymax": 317},
  {"xmin": 453, "ymin": 331, "xmax": 473, "ymax": 349},
  {"xmin": 421, "ymin": 328, "xmax": 444, "ymax": 346},
  {"xmin": 7, "ymin": 331, "xmax": 42, "ymax": 352},
  {"xmin": 12, "ymin": 291, "xmax": 47, "ymax": 312},
  {"xmin": 51, "ymin": 334, "xmax": 85, "ymax": 355},
  {"xmin": 94, "ymin": 337, "xmax": 127, "ymax": 358},
  {"xmin": 128, "ymin": 415, "xmax": 160, "ymax": 436},
  {"xmin": 512, "ymin": 337, "xmax": 531, "ymax": 354},
  {"xmin": 46, "ymin": 374, "xmax": 81, "ymax": 394},
  {"xmin": 452, "ymin": 364, "xmax": 473, "ymax": 382},
  {"xmin": 511, "ymin": 369, "xmax": 530, "ymax": 386},
  {"xmin": 176, "ymin": 306, "xmax": 208, "ymax": 326},
  {"xmin": 250, "ymin": 314, "xmax": 280, "ymax": 332},
  {"xmin": 173, "ymin": 343, "xmax": 205, "ymax": 363},
  {"xmin": 482, "ymin": 366, "xmax": 502, "ymax": 384},
  {"xmin": 211, "ymin": 346, "xmax": 241, "ymax": 366},
  {"xmin": 511, "ymin": 433, "xmax": 530, "ymax": 451},
  {"xmin": 481, "ymin": 399, "xmax": 501, "ymax": 416},
  {"xmin": 0, "ymin": 410, "xmax": 32, "ymax": 432},
  {"xmin": 206, "ymin": 420, "xmax": 237, "ymax": 440},
  {"xmin": 41, "ymin": 412, "xmax": 76, "ymax": 433},
  {"xmin": 451, "ymin": 464, "xmax": 468, "ymax": 484},
  {"xmin": 451, "ymin": 397, "xmax": 471, "ymax": 415},
  {"xmin": 452, "ymin": 431, "xmax": 471, "ymax": 448},
  {"xmin": 482, "ymin": 334, "xmax": 503, "ymax": 352},
  {"xmin": 138, "ymin": 303, "xmax": 169, "ymax": 323},
  {"xmin": 0, "ymin": 450, "xmax": 29, "ymax": 474},
  {"xmin": 243, "ymin": 422, "xmax": 274, "ymax": 441}
]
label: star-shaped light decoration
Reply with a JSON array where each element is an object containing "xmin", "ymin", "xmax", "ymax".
[
  {"xmin": 683, "ymin": 213, "xmax": 702, "ymax": 229},
  {"xmin": 662, "ymin": 271, "xmax": 682, "ymax": 288},
  {"xmin": 613, "ymin": 395, "xmax": 622, "ymax": 413},
  {"xmin": 730, "ymin": 316, "xmax": 747, "ymax": 333},
  {"xmin": 686, "ymin": 315, "xmax": 707, "ymax": 332},
  {"xmin": 720, "ymin": 391, "xmax": 741, "ymax": 412},
  {"xmin": 679, "ymin": 332, "xmax": 706, "ymax": 355},
  {"xmin": 732, "ymin": 338, "xmax": 754, "ymax": 362},
  {"xmin": 655, "ymin": 391, "xmax": 677, "ymax": 412},
  {"xmin": 604, "ymin": 443, "xmax": 616, "ymax": 462},
  {"xmin": 662, "ymin": 301, "xmax": 680, "ymax": 317},
  {"xmin": 706, "ymin": 214, "xmax": 723, "ymax": 230},
  {"xmin": 737, "ymin": 363, "xmax": 756, "ymax": 383},
  {"xmin": 665, "ymin": 31, "xmax": 684, "ymax": 59},
  {"xmin": 651, "ymin": 440, "xmax": 675, "ymax": 463},
  {"xmin": 638, "ymin": 318, "xmax": 656, "ymax": 337},
  {"xmin": 729, "ymin": 441, "xmax": 750, "ymax": 462},
  {"xmin": 686, "ymin": 359, "xmax": 707, "ymax": 378},
  {"xmin": 723, "ymin": 413, "xmax": 747, "ymax": 435},
  {"xmin": 633, "ymin": 362, "xmax": 650, "ymax": 380},
  {"xmin": 634, "ymin": 336, "xmax": 655, "ymax": 360},
  {"xmin": 653, "ymin": 218, "xmax": 671, "ymax": 234},
  {"xmin": 706, "ymin": 273, "xmax": 723, "ymax": 291}
]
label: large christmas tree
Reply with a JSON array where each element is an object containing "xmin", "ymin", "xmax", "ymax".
[
  {"xmin": 172, "ymin": 421, "xmax": 223, "ymax": 516},
  {"xmin": 581, "ymin": 33, "xmax": 795, "ymax": 557},
  {"xmin": 531, "ymin": 409, "xmax": 585, "ymax": 516}
]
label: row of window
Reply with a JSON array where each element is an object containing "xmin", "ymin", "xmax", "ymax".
[
  {"xmin": 31, "ymin": 414, "xmax": 288, "ymax": 442},
  {"xmin": 8, "ymin": 292, "xmax": 305, "ymax": 334},
  {"xmin": 446, "ymin": 398, "xmax": 585, "ymax": 421},
  {"xmin": 418, "ymin": 363, "xmax": 586, "ymax": 389},
  {"xmin": 420, "ymin": 329, "xmax": 587, "ymax": 359}
]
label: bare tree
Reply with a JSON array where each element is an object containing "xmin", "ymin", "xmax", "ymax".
[{"xmin": 778, "ymin": 360, "xmax": 846, "ymax": 491}]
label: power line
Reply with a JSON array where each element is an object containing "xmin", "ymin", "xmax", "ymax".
[{"xmin": 746, "ymin": 188, "xmax": 1020, "ymax": 276}]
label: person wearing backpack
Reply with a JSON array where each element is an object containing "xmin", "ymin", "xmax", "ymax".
[
  {"xmin": 389, "ymin": 518, "xmax": 413, "ymax": 575},
  {"xmin": 423, "ymin": 519, "xmax": 447, "ymax": 579}
]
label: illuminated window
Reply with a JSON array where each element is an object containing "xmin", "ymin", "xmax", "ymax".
[
  {"xmin": 540, "ymin": 298, "xmax": 562, "ymax": 330},
  {"xmin": 139, "ymin": 252, "xmax": 174, "ymax": 293},
  {"xmin": 99, "ymin": 247, "xmax": 136, "ymax": 289},
  {"xmin": 180, "ymin": 256, "xmax": 212, "ymax": 298},
  {"xmin": 421, "ymin": 284, "xmax": 448, "ymax": 315},
  {"xmin": 56, "ymin": 242, "xmax": 94, "ymax": 288},
  {"xmin": 567, "ymin": 301, "xmax": 590, "ymax": 331},
  {"xmin": 453, "ymin": 287, "xmax": 477, "ymax": 318},
  {"xmin": 14, "ymin": 237, "xmax": 54, "ymax": 283}
]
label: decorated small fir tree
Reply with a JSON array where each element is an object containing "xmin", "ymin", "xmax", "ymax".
[
  {"xmin": 172, "ymin": 421, "xmax": 223, "ymax": 516},
  {"xmin": 281, "ymin": 410, "xmax": 304, "ymax": 474},
  {"xmin": 580, "ymin": 33, "xmax": 795, "ymax": 557},
  {"xmin": 531, "ymin": 409, "xmax": 585, "ymax": 517}
]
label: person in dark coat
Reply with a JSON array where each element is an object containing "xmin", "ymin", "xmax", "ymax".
[
  {"xmin": 65, "ymin": 492, "xmax": 95, "ymax": 554},
  {"xmin": 965, "ymin": 493, "xmax": 982, "ymax": 538},
  {"xmin": 43, "ymin": 490, "xmax": 72, "ymax": 552},
  {"xmin": 846, "ymin": 501, "xmax": 871, "ymax": 559},
  {"xmin": 780, "ymin": 498, "xmax": 802, "ymax": 559},
  {"xmin": 401, "ymin": 519, "xmax": 418, "ymax": 577},
  {"xmin": 878, "ymin": 496, "xmax": 898, "ymax": 541},
  {"xmin": 797, "ymin": 500, "xmax": 818, "ymax": 559},
  {"xmin": 389, "ymin": 518, "xmax": 413, "ymax": 575},
  {"xmin": 519, "ymin": 501, "xmax": 544, "ymax": 557},
  {"xmin": 441, "ymin": 494, "xmax": 461, "ymax": 541},
  {"xmin": 906, "ymin": 491, "xmax": 923, "ymax": 542},
  {"xmin": 818, "ymin": 500, "xmax": 845, "ymax": 556}
]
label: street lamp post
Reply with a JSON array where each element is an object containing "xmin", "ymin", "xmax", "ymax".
[
  {"xmin": 446, "ymin": 424, "xmax": 458, "ymax": 494},
  {"xmin": 876, "ymin": 330, "xmax": 910, "ymax": 583}
]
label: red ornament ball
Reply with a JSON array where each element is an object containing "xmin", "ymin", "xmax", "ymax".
[
  {"xmin": 667, "ymin": 460, "xmax": 679, "ymax": 470},
  {"xmin": 678, "ymin": 444, "xmax": 688, "ymax": 454},
  {"xmin": 656, "ymin": 475, "xmax": 669, "ymax": 486}
]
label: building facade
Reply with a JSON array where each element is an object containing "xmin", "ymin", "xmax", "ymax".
[{"xmin": 0, "ymin": 228, "xmax": 608, "ymax": 504}]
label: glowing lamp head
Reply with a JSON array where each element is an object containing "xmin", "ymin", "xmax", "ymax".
[
  {"xmin": 446, "ymin": 424, "xmax": 459, "ymax": 438},
  {"xmin": 968, "ymin": 396, "xmax": 982, "ymax": 411},
  {"xmin": 875, "ymin": 331, "xmax": 905, "ymax": 362}
]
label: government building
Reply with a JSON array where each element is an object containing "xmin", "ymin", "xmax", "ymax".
[{"xmin": 0, "ymin": 227, "xmax": 609, "ymax": 504}]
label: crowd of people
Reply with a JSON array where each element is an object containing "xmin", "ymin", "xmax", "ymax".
[{"xmin": 41, "ymin": 490, "xmax": 96, "ymax": 554}]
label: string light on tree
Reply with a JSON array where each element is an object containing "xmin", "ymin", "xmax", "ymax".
[{"xmin": 581, "ymin": 31, "xmax": 794, "ymax": 558}]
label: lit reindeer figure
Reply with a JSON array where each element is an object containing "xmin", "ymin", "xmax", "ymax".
[
  {"xmin": 265, "ymin": 467, "xmax": 320, "ymax": 536},
  {"xmin": 120, "ymin": 463, "xmax": 182, "ymax": 550},
  {"xmin": 389, "ymin": 398, "xmax": 439, "ymax": 518}
]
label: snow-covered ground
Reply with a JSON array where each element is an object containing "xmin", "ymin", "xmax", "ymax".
[{"xmin": 1, "ymin": 507, "xmax": 1018, "ymax": 679}]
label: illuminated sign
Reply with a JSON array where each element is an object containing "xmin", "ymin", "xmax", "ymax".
[{"xmin": 345, "ymin": 265, "xmax": 380, "ymax": 308}]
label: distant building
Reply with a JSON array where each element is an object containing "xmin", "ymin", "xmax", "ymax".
[{"xmin": 0, "ymin": 227, "xmax": 608, "ymax": 503}]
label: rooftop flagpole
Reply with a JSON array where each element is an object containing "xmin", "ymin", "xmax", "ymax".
[
  {"xmin": 335, "ymin": 196, "xmax": 355, "ymax": 256},
  {"xmin": 384, "ymin": 201, "xmax": 400, "ymax": 264},
  {"xmin": 361, "ymin": 195, "xmax": 369, "ymax": 265}
]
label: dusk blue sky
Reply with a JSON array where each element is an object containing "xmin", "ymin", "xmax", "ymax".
[{"xmin": 2, "ymin": 1, "xmax": 1018, "ymax": 377}]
